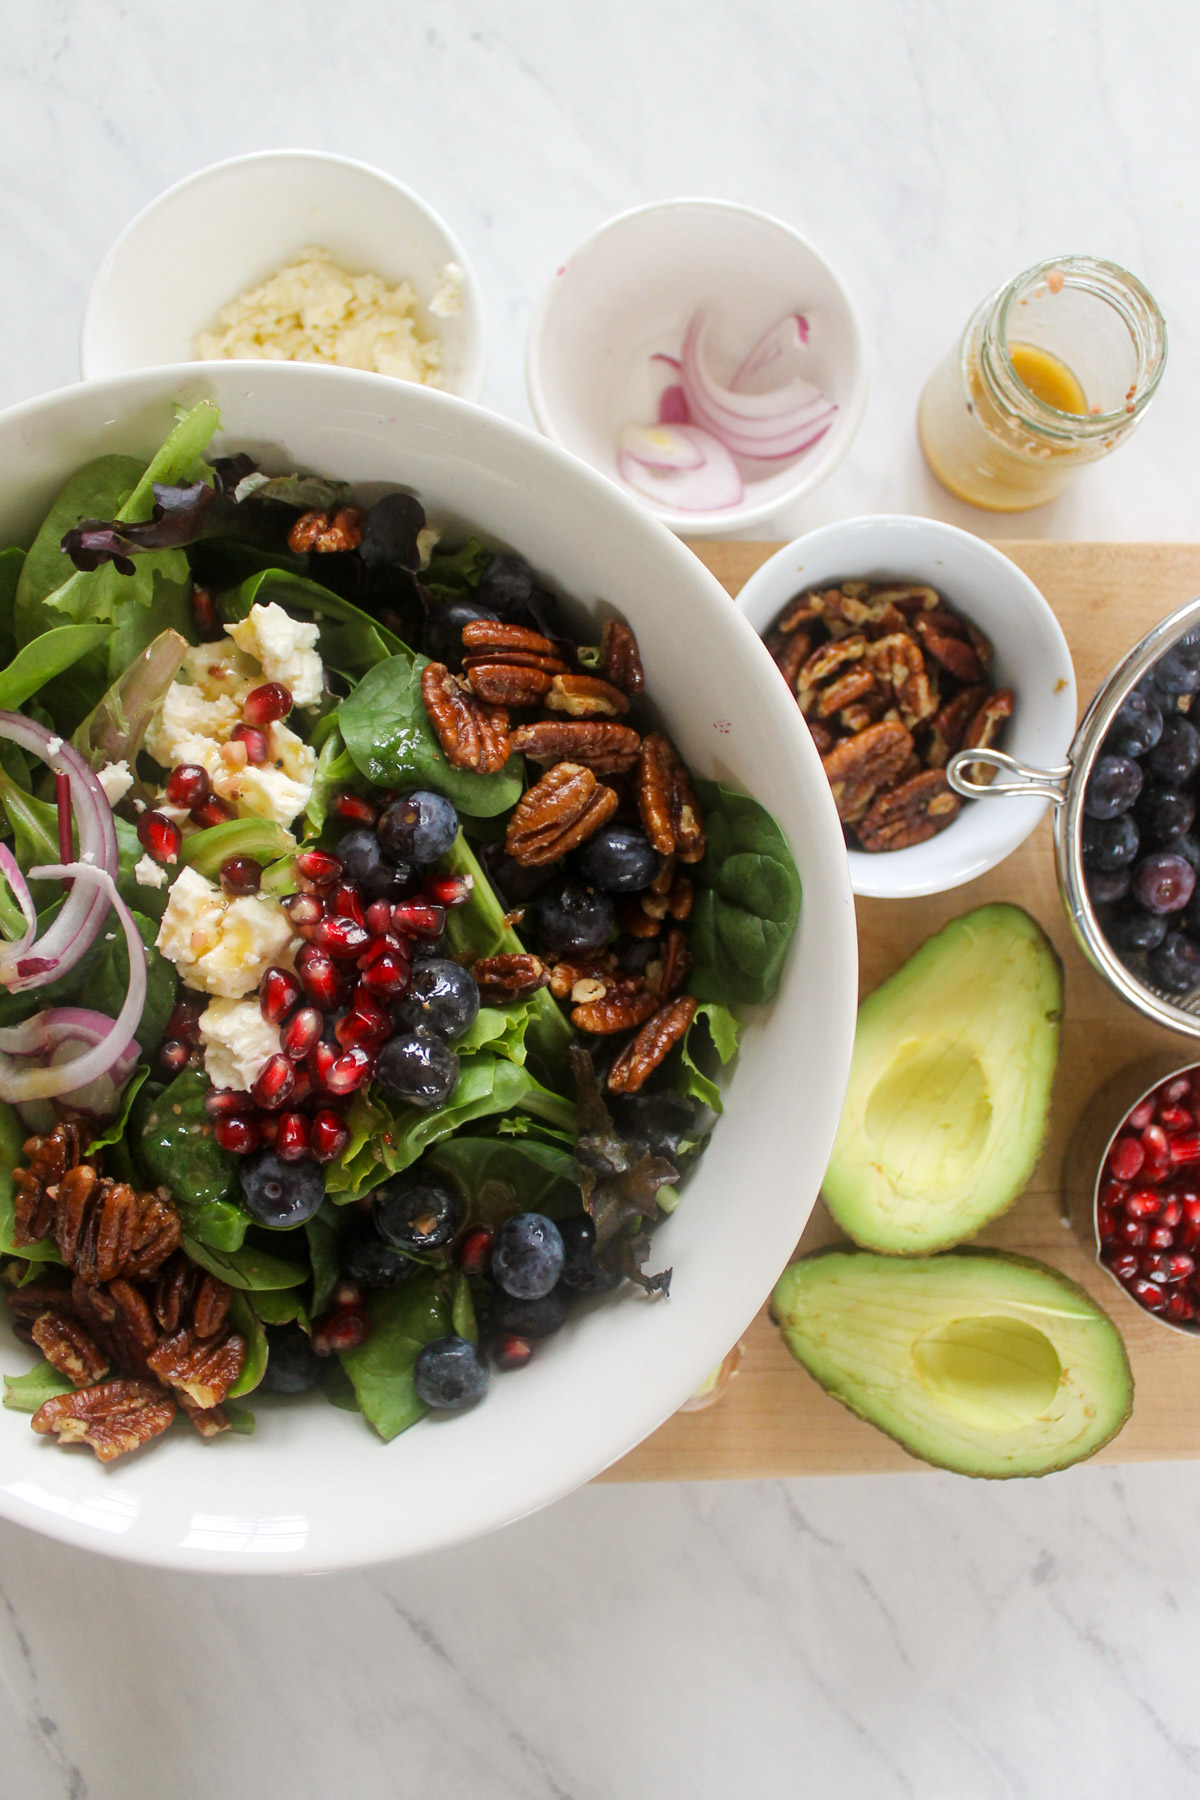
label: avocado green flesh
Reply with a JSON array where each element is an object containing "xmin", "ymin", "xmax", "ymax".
[
  {"xmin": 771, "ymin": 1250, "xmax": 1132, "ymax": 1478},
  {"xmin": 824, "ymin": 904, "xmax": 1063, "ymax": 1253}
]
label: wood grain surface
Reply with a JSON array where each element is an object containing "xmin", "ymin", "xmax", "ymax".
[{"xmin": 602, "ymin": 541, "xmax": 1200, "ymax": 1482}]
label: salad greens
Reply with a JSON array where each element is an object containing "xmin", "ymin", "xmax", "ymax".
[{"xmin": 688, "ymin": 778, "xmax": 803, "ymax": 1007}]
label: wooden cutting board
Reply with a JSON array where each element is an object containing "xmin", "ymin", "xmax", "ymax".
[{"xmin": 603, "ymin": 541, "xmax": 1200, "ymax": 1482}]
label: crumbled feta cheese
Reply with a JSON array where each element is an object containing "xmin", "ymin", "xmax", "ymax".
[
  {"xmin": 155, "ymin": 866, "xmax": 295, "ymax": 998},
  {"xmin": 199, "ymin": 997, "xmax": 282, "ymax": 1091},
  {"xmin": 97, "ymin": 759, "xmax": 133, "ymax": 805},
  {"xmin": 227, "ymin": 603, "xmax": 323, "ymax": 707},
  {"xmin": 134, "ymin": 854, "xmax": 167, "ymax": 889},
  {"xmin": 218, "ymin": 720, "xmax": 316, "ymax": 827},
  {"xmin": 429, "ymin": 261, "xmax": 464, "ymax": 318}
]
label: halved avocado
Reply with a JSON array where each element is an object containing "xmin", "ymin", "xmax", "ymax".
[
  {"xmin": 771, "ymin": 1248, "xmax": 1132, "ymax": 1477},
  {"xmin": 823, "ymin": 904, "xmax": 1063, "ymax": 1252}
]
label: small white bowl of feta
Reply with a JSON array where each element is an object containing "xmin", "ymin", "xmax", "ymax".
[{"xmin": 81, "ymin": 150, "xmax": 486, "ymax": 401}]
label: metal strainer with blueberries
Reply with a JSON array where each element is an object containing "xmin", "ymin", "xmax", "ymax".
[{"xmin": 949, "ymin": 594, "xmax": 1200, "ymax": 1033}]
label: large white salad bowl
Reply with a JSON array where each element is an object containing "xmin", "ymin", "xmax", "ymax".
[{"xmin": 0, "ymin": 362, "xmax": 857, "ymax": 1571}]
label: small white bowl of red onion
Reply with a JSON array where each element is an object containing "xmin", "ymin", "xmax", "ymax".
[{"xmin": 525, "ymin": 199, "xmax": 868, "ymax": 537}]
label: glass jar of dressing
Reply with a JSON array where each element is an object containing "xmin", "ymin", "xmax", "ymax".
[{"xmin": 918, "ymin": 255, "xmax": 1166, "ymax": 511}]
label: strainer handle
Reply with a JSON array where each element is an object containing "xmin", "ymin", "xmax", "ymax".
[{"xmin": 946, "ymin": 747, "xmax": 1072, "ymax": 803}]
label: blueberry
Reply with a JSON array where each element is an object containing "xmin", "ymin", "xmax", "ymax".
[
  {"xmin": 378, "ymin": 791, "xmax": 459, "ymax": 865},
  {"xmin": 477, "ymin": 553, "xmax": 534, "ymax": 616},
  {"xmin": 342, "ymin": 1218, "xmax": 420, "ymax": 1288},
  {"xmin": 612, "ymin": 1091, "xmax": 702, "ymax": 1164},
  {"xmin": 1148, "ymin": 931, "xmax": 1200, "ymax": 995},
  {"xmin": 413, "ymin": 1336, "xmax": 490, "ymax": 1411},
  {"xmin": 1082, "ymin": 813, "xmax": 1139, "ymax": 872},
  {"xmin": 1104, "ymin": 902, "xmax": 1169, "ymax": 953},
  {"xmin": 423, "ymin": 598, "xmax": 499, "ymax": 669},
  {"xmin": 263, "ymin": 1323, "xmax": 323, "ymax": 1394},
  {"xmin": 360, "ymin": 491, "xmax": 427, "ymax": 573},
  {"xmin": 374, "ymin": 1169, "xmax": 465, "ymax": 1251},
  {"xmin": 1135, "ymin": 784, "xmax": 1195, "ymax": 847},
  {"xmin": 489, "ymin": 1285, "xmax": 570, "ymax": 1339},
  {"xmin": 335, "ymin": 827, "xmax": 396, "ymax": 899},
  {"xmin": 240, "ymin": 1151, "xmax": 325, "ymax": 1229},
  {"xmin": 1148, "ymin": 715, "xmax": 1200, "ymax": 785},
  {"xmin": 491, "ymin": 1213, "xmax": 565, "ymax": 1299},
  {"xmin": 392, "ymin": 957, "xmax": 480, "ymax": 1041},
  {"xmin": 558, "ymin": 1215, "xmax": 621, "ymax": 1294},
  {"xmin": 375, "ymin": 1029, "xmax": 459, "ymax": 1109},
  {"xmin": 1154, "ymin": 638, "xmax": 1200, "ymax": 696},
  {"xmin": 476, "ymin": 841, "xmax": 557, "ymax": 908},
  {"xmin": 519, "ymin": 586, "xmax": 573, "ymax": 643},
  {"xmin": 575, "ymin": 824, "xmax": 659, "ymax": 894},
  {"xmin": 1131, "ymin": 852, "xmax": 1196, "ymax": 914},
  {"xmin": 617, "ymin": 936, "xmax": 658, "ymax": 977},
  {"xmin": 1174, "ymin": 831, "xmax": 1200, "ymax": 872},
  {"xmin": 530, "ymin": 879, "xmax": 614, "ymax": 957},
  {"xmin": 1084, "ymin": 755, "xmax": 1143, "ymax": 819},
  {"xmin": 1105, "ymin": 690, "xmax": 1163, "ymax": 759},
  {"xmin": 1087, "ymin": 868, "xmax": 1132, "ymax": 906}
]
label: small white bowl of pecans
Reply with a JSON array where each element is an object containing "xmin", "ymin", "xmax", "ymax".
[{"xmin": 735, "ymin": 516, "xmax": 1077, "ymax": 899}]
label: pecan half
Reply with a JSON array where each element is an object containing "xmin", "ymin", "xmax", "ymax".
[
  {"xmin": 544, "ymin": 674, "xmax": 631, "ymax": 718},
  {"xmin": 32, "ymin": 1378, "xmax": 176, "ymax": 1462},
  {"xmin": 769, "ymin": 628, "xmax": 812, "ymax": 689},
  {"xmin": 12, "ymin": 1122, "xmax": 87, "ymax": 1247},
  {"xmin": 867, "ymin": 633, "xmax": 938, "ymax": 729},
  {"xmin": 55, "ymin": 1171, "xmax": 182, "ymax": 1285},
  {"xmin": 508, "ymin": 720, "xmax": 641, "ymax": 774},
  {"xmin": 548, "ymin": 957, "xmax": 617, "ymax": 1002},
  {"xmin": 31, "ymin": 1311, "xmax": 110, "ymax": 1387},
  {"xmin": 913, "ymin": 612, "xmax": 985, "ymax": 682},
  {"xmin": 616, "ymin": 896, "xmax": 662, "ymax": 939},
  {"xmin": 870, "ymin": 584, "xmax": 940, "ymax": 616},
  {"xmin": 599, "ymin": 620, "xmax": 645, "ymax": 697},
  {"xmin": 421, "ymin": 662, "xmax": 511, "ymax": 772},
  {"xmin": 821, "ymin": 720, "xmax": 914, "ymax": 824},
  {"xmin": 808, "ymin": 720, "xmax": 835, "ymax": 755},
  {"xmin": 152, "ymin": 1251, "xmax": 233, "ymax": 1340},
  {"xmin": 461, "ymin": 620, "xmax": 559, "ymax": 659},
  {"xmin": 956, "ymin": 688, "xmax": 1015, "ymax": 784},
  {"xmin": 924, "ymin": 685, "xmax": 989, "ymax": 768},
  {"xmin": 796, "ymin": 636, "xmax": 868, "ymax": 717},
  {"xmin": 607, "ymin": 997, "xmax": 698, "ymax": 1093},
  {"xmin": 472, "ymin": 952, "xmax": 550, "ymax": 1001},
  {"xmin": 571, "ymin": 989, "xmax": 659, "ymax": 1035},
  {"xmin": 465, "ymin": 662, "xmax": 555, "ymax": 707},
  {"xmin": 3, "ymin": 1270, "xmax": 76, "ymax": 1319},
  {"xmin": 178, "ymin": 1393, "xmax": 231, "ymax": 1439},
  {"xmin": 638, "ymin": 734, "xmax": 705, "ymax": 862},
  {"xmin": 856, "ymin": 770, "xmax": 962, "ymax": 851},
  {"xmin": 287, "ymin": 507, "xmax": 366, "ymax": 553},
  {"xmin": 506, "ymin": 763, "xmax": 619, "ymax": 865},
  {"xmin": 647, "ymin": 927, "xmax": 693, "ymax": 998},
  {"xmin": 72, "ymin": 1276, "xmax": 158, "ymax": 1376},
  {"xmin": 147, "ymin": 1326, "xmax": 247, "ymax": 1410},
  {"xmin": 816, "ymin": 667, "xmax": 876, "ymax": 718}
]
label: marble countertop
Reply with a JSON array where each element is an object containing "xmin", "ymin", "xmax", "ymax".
[{"xmin": 3, "ymin": 3, "xmax": 1200, "ymax": 1796}]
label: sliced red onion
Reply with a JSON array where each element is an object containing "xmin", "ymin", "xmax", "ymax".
[
  {"xmin": 680, "ymin": 311, "xmax": 837, "ymax": 461},
  {"xmin": 650, "ymin": 353, "xmax": 681, "ymax": 369},
  {"xmin": 0, "ymin": 844, "xmax": 37, "ymax": 950},
  {"xmin": 0, "ymin": 713, "xmax": 118, "ymax": 992},
  {"xmin": 5, "ymin": 1009, "xmax": 140, "ymax": 1126},
  {"xmin": 617, "ymin": 427, "xmax": 744, "ymax": 512},
  {"xmin": 617, "ymin": 424, "xmax": 705, "ymax": 472},
  {"xmin": 0, "ymin": 863, "xmax": 145, "ymax": 1103},
  {"xmin": 731, "ymin": 313, "xmax": 810, "ymax": 391},
  {"xmin": 657, "ymin": 384, "xmax": 689, "ymax": 426}
]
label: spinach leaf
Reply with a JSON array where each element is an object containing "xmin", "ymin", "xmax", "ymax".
[
  {"xmin": 424, "ymin": 536, "xmax": 491, "ymax": 603},
  {"xmin": 428, "ymin": 1134, "xmax": 581, "ymax": 1224},
  {"xmin": 226, "ymin": 569, "xmax": 405, "ymax": 674},
  {"xmin": 15, "ymin": 453, "xmax": 147, "ymax": 642},
  {"xmin": 115, "ymin": 819, "xmax": 169, "ymax": 922},
  {"xmin": 0, "ymin": 624, "xmax": 112, "ymax": 712},
  {"xmin": 120, "ymin": 398, "xmax": 223, "ymax": 522},
  {"xmin": 224, "ymin": 1402, "xmax": 256, "ymax": 1435},
  {"xmin": 318, "ymin": 1358, "xmax": 360, "ymax": 1413},
  {"xmin": 179, "ymin": 1197, "xmax": 249, "ymax": 1252},
  {"xmin": 180, "ymin": 816, "xmax": 296, "ymax": 880},
  {"xmin": 0, "ymin": 766, "xmax": 58, "ymax": 871},
  {"xmin": 306, "ymin": 1205, "xmax": 343, "ymax": 1315},
  {"xmin": 0, "ymin": 546, "xmax": 25, "ymax": 665},
  {"xmin": 339, "ymin": 652, "xmax": 524, "ymax": 818},
  {"xmin": 451, "ymin": 1271, "xmax": 478, "ymax": 1344},
  {"xmin": 183, "ymin": 1233, "xmax": 308, "ymax": 1290},
  {"xmin": 73, "ymin": 629, "xmax": 188, "ymax": 775},
  {"xmin": 0, "ymin": 1099, "xmax": 60, "ymax": 1266},
  {"xmin": 338, "ymin": 1273, "xmax": 449, "ymax": 1441},
  {"xmin": 688, "ymin": 779, "xmax": 802, "ymax": 1006},
  {"xmin": 136, "ymin": 1068, "xmax": 235, "ymax": 1205},
  {"xmin": 250, "ymin": 1289, "xmax": 310, "ymax": 1329},
  {"xmin": 86, "ymin": 1065, "xmax": 151, "ymax": 1153},
  {"xmin": 3, "ymin": 1363, "xmax": 74, "ymax": 1413},
  {"xmin": 304, "ymin": 734, "xmax": 356, "ymax": 838},
  {"xmin": 228, "ymin": 1291, "xmax": 267, "ymax": 1397},
  {"xmin": 678, "ymin": 1001, "xmax": 741, "ymax": 1113}
]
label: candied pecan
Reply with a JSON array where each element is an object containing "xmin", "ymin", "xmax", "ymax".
[
  {"xmin": 466, "ymin": 662, "xmax": 555, "ymax": 707},
  {"xmin": 638, "ymin": 734, "xmax": 705, "ymax": 863},
  {"xmin": 647, "ymin": 927, "xmax": 693, "ymax": 998},
  {"xmin": 72, "ymin": 1276, "xmax": 158, "ymax": 1376},
  {"xmin": 856, "ymin": 770, "xmax": 962, "ymax": 851},
  {"xmin": 177, "ymin": 1393, "xmax": 231, "ymax": 1438},
  {"xmin": 544, "ymin": 674, "xmax": 631, "ymax": 718},
  {"xmin": 508, "ymin": 719, "xmax": 641, "ymax": 774},
  {"xmin": 808, "ymin": 720, "xmax": 835, "ymax": 755},
  {"xmin": 461, "ymin": 620, "xmax": 558, "ymax": 658},
  {"xmin": 31, "ymin": 1311, "xmax": 109, "ymax": 1387},
  {"xmin": 650, "ymin": 855, "xmax": 676, "ymax": 896},
  {"xmin": 816, "ymin": 667, "xmax": 876, "ymax": 718},
  {"xmin": 462, "ymin": 649, "xmax": 568, "ymax": 676},
  {"xmin": 506, "ymin": 763, "xmax": 619, "ymax": 865},
  {"xmin": 821, "ymin": 720, "xmax": 914, "ymax": 824},
  {"xmin": 472, "ymin": 952, "xmax": 550, "ymax": 1001},
  {"xmin": 11, "ymin": 1122, "xmax": 87, "ymax": 1247},
  {"xmin": 599, "ymin": 620, "xmax": 645, "ymax": 697},
  {"xmin": 147, "ymin": 1326, "xmax": 247, "ymax": 1409},
  {"xmin": 572, "ymin": 988, "xmax": 659, "ymax": 1035},
  {"xmin": 774, "ymin": 594, "xmax": 823, "ymax": 633},
  {"xmin": 956, "ymin": 688, "xmax": 1015, "ymax": 784},
  {"xmin": 421, "ymin": 662, "xmax": 511, "ymax": 772},
  {"xmin": 32, "ymin": 1378, "xmax": 176, "ymax": 1462},
  {"xmin": 152, "ymin": 1251, "xmax": 233, "ymax": 1340},
  {"xmin": 608, "ymin": 997, "xmax": 698, "ymax": 1094},
  {"xmin": 616, "ymin": 896, "xmax": 662, "ymax": 939},
  {"xmin": 287, "ymin": 507, "xmax": 366, "ymax": 553},
  {"xmin": 769, "ymin": 628, "xmax": 812, "ymax": 689},
  {"xmin": 913, "ymin": 613, "xmax": 985, "ymax": 682},
  {"xmin": 55, "ymin": 1172, "xmax": 182, "ymax": 1285},
  {"xmin": 839, "ymin": 696, "xmax": 888, "ymax": 734},
  {"xmin": 548, "ymin": 957, "xmax": 616, "ymax": 1002},
  {"xmin": 3, "ymin": 1270, "xmax": 76, "ymax": 1319},
  {"xmin": 924, "ymin": 685, "xmax": 989, "ymax": 768},
  {"xmin": 796, "ymin": 636, "xmax": 868, "ymax": 717},
  {"xmin": 867, "ymin": 633, "xmax": 938, "ymax": 730},
  {"xmin": 869, "ymin": 584, "xmax": 940, "ymax": 615}
]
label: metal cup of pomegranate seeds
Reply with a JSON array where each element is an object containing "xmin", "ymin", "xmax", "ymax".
[
  {"xmin": 951, "ymin": 592, "xmax": 1200, "ymax": 1036},
  {"xmin": 1064, "ymin": 1055, "xmax": 1200, "ymax": 1333}
]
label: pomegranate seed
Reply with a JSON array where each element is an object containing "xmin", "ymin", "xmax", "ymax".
[
  {"xmin": 330, "ymin": 882, "xmax": 366, "ymax": 926},
  {"xmin": 251, "ymin": 1052, "xmax": 296, "ymax": 1111},
  {"xmin": 190, "ymin": 585, "xmax": 221, "ymax": 640},
  {"xmin": 1142, "ymin": 1123, "xmax": 1170, "ymax": 1177},
  {"xmin": 137, "ymin": 810, "xmax": 182, "ymax": 864},
  {"xmin": 165, "ymin": 995, "xmax": 205, "ymax": 1044},
  {"xmin": 491, "ymin": 1334, "xmax": 534, "ymax": 1371},
  {"xmin": 230, "ymin": 722, "xmax": 269, "ymax": 765},
  {"xmin": 1168, "ymin": 1292, "xmax": 1196, "ymax": 1322},
  {"xmin": 289, "ymin": 1066, "xmax": 314, "ymax": 1109},
  {"xmin": 1104, "ymin": 1248, "xmax": 1140, "ymax": 1281},
  {"xmin": 1161, "ymin": 1199, "xmax": 1184, "ymax": 1228},
  {"xmin": 331, "ymin": 1277, "xmax": 363, "ymax": 1311},
  {"xmin": 1126, "ymin": 1188, "xmax": 1163, "ymax": 1219},
  {"xmin": 159, "ymin": 1039, "xmax": 189, "ymax": 1075},
  {"xmin": 295, "ymin": 849, "xmax": 343, "ymax": 887},
  {"xmin": 1169, "ymin": 1252, "xmax": 1197, "ymax": 1282},
  {"xmin": 204, "ymin": 1088, "xmax": 254, "ymax": 1119},
  {"xmin": 165, "ymin": 763, "xmax": 211, "ymax": 809},
  {"xmin": 357, "ymin": 930, "xmax": 407, "ymax": 970},
  {"xmin": 390, "ymin": 902, "xmax": 445, "ymax": 940},
  {"xmin": 214, "ymin": 1115, "xmax": 259, "ymax": 1154},
  {"xmin": 1170, "ymin": 1133, "xmax": 1200, "ymax": 1167},
  {"xmin": 335, "ymin": 995, "xmax": 391, "ymax": 1049},
  {"xmin": 310, "ymin": 1110, "xmax": 351, "ymax": 1162},
  {"xmin": 308, "ymin": 1039, "xmax": 337, "ymax": 1090},
  {"xmin": 260, "ymin": 966, "xmax": 303, "ymax": 1026},
  {"xmin": 192, "ymin": 796, "xmax": 236, "ymax": 829},
  {"xmin": 365, "ymin": 899, "xmax": 393, "ymax": 936},
  {"xmin": 457, "ymin": 1225, "xmax": 494, "ymax": 1278},
  {"xmin": 1160, "ymin": 1104, "xmax": 1193, "ymax": 1132},
  {"xmin": 333, "ymin": 791, "xmax": 378, "ymax": 827},
  {"xmin": 243, "ymin": 682, "xmax": 293, "ymax": 727},
  {"xmin": 257, "ymin": 1112, "xmax": 280, "ymax": 1146},
  {"xmin": 1096, "ymin": 1206, "xmax": 1117, "ymax": 1240},
  {"xmin": 285, "ymin": 893, "xmax": 324, "ymax": 927},
  {"xmin": 1150, "ymin": 1225, "xmax": 1176, "ymax": 1250},
  {"xmin": 219, "ymin": 854, "xmax": 263, "ymax": 896},
  {"xmin": 1129, "ymin": 1098, "xmax": 1157, "ymax": 1131},
  {"xmin": 315, "ymin": 916, "xmax": 372, "ymax": 958},
  {"xmin": 296, "ymin": 946, "xmax": 342, "ymax": 1010},
  {"xmin": 324, "ymin": 1046, "xmax": 374, "ymax": 1094},
  {"xmin": 281, "ymin": 1006, "xmax": 323, "ymax": 1059},
  {"xmin": 1131, "ymin": 1276, "xmax": 1169, "ymax": 1311},
  {"xmin": 423, "ymin": 874, "xmax": 472, "ymax": 908},
  {"xmin": 1165, "ymin": 1076, "xmax": 1193, "ymax": 1105},
  {"xmin": 1108, "ymin": 1136, "xmax": 1145, "ymax": 1182},
  {"xmin": 1099, "ymin": 1176, "xmax": 1129, "ymax": 1211},
  {"xmin": 1119, "ymin": 1219, "xmax": 1150, "ymax": 1246},
  {"xmin": 312, "ymin": 1305, "xmax": 369, "ymax": 1356},
  {"xmin": 275, "ymin": 1112, "xmax": 311, "ymax": 1162},
  {"xmin": 360, "ymin": 952, "xmax": 410, "ymax": 997},
  {"xmin": 1140, "ymin": 1251, "xmax": 1172, "ymax": 1283}
]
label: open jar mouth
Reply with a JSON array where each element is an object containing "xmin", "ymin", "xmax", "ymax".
[{"xmin": 977, "ymin": 255, "xmax": 1167, "ymax": 443}]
